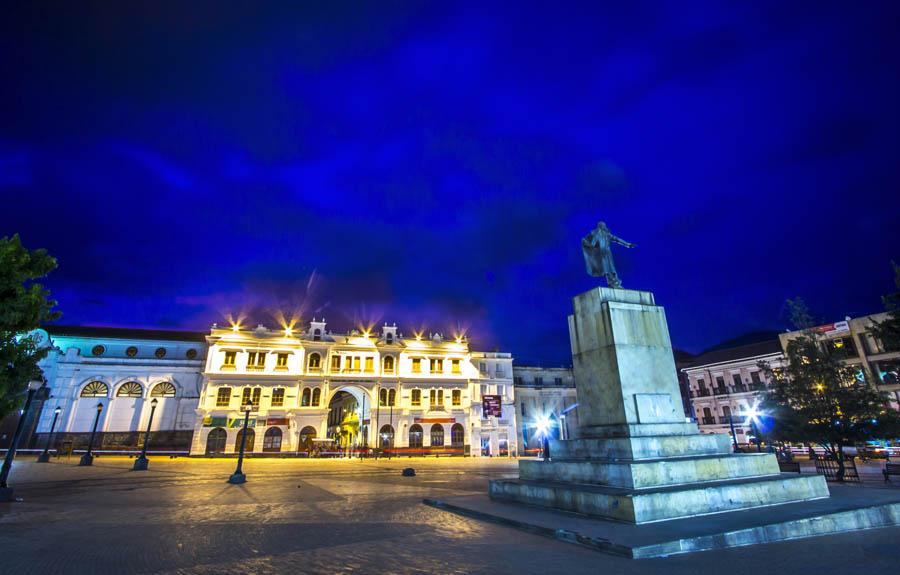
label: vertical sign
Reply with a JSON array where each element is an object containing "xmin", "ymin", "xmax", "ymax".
[{"xmin": 483, "ymin": 394, "xmax": 502, "ymax": 417}]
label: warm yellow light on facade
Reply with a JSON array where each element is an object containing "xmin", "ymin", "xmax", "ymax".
[
  {"xmin": 284, "ymin": 326, "xmax": 293, "ymax": 336},
  {"xmin": 231, "ymin": 322, "xmax": 241, "ymax": 332}
]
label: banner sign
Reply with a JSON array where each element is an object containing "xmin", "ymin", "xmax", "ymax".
[
  {"xmin": 414, "ymin": 417, "xmax": 456, "ymax": 424},
  {"xmin": 482, "ymin": 395, "xmax": 502, "ymax": 417},
  {"xmin": 228, "ymin": 418, "xmax": 256, "ymax": 428},
  {"xmin": 812, "ymin": 321, "xmax": 850, "ymax": 336},
  {"xmin": 266, "ymin": 418, "xmax": 289, "ymax": 426}
]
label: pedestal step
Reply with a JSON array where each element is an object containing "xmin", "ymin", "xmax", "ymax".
[
  {"xmin": 551, "ymin": 432, "xmax": 733, "ymax": 461},
  {"xmin": 489, "ymin": 474, "xmax": 829, "ymax": 524},
  {"xmin": 520, "ymin": 452, "xmax": 780, "ymax": 490}
]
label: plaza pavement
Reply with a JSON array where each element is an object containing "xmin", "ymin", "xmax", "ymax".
[{"xmin": 0, "ymin": 456, "xmax": 898, "ymax": 574}]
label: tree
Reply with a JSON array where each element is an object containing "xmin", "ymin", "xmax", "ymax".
[
  {"xmin": 0, "ymin": 234, "xmax": 60, "ymax": 422},
  {"xmin": 759, "ymin": 299, "xmax": 900, "ymax": 481},
  {"xmin": 870, "ymin": 262, "xmax": 900, "ymax": 354}
]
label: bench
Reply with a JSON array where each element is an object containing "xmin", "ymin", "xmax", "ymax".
[
  {"xmin": 884, "ymin": 463, "xmax": 900, "ymax": 482},
  {"xmin": 779, "ymin": 461, "xmax": 801, "ymax": 473}
]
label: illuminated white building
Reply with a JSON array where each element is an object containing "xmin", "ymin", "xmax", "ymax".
[{"xmin": 190, "ymin": 320, "xmax": 517, "ymax": 456}]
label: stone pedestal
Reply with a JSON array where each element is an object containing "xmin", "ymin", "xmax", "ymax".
[{"xmin": 490, "ymin": 287, "xmax": 829, "ymax": 524}]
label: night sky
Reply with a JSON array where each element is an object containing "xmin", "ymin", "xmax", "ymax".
[{"xmin": 2, "ymin": 3, "xmax": 899, "ymax": 365}]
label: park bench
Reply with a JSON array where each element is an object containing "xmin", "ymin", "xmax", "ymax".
[
  {"xmin": 884, "ymin": 463, "xmax": 900, "ymax": 482},
  {"xmin": 778, "ymin": 461, "xmax": 801, "ymax": 473}
]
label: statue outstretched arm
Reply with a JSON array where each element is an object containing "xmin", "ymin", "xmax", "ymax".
[{"xmin": 610, "ymin": 234, "xmax": 636, "ymax": 248}]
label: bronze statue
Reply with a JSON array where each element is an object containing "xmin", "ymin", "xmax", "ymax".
[{"xmin": 582, "ymin": 221, "xmax": 635, "ymax": 288}]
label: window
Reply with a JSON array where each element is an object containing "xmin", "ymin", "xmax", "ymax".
[
  {"xmin": 480, "ymin": 384, "xmax": 487, "ymax": 396},
  {"xmin": 495, "ymin": 364, "xmax": 504, "ymax": 377},
  {"xmin": 451, "ymin": 359, "xmax": 461, "ymax": 374},
  {"xmin": 383, "ymin": 356, "xmax": 395, "ymax": 373},
  {"xmin": 205, "ymin": 428, "xmax": 226, "ymax": 454},
  {"xmin": 534, "ymin": 377, "xmax": 543, "ymax": 386},
  {"xmin": 276, "ymin": 353, "xmax": 289, "ymax": 368},
  {"xmin": 386, "ymin": 333, "xmax": 394, "ymax": 344},
  {"xmin": 81, "ymin": 381, "xmax": 109, "ymax": 397},
  {"xmin": 388, "ymin": 389, "xmax": 396, "ymax": 406},
  {"xmin": 91, "ymin": 345, "xmax": 105, "ymax": 356},
  {"xmin": 126, "ymin": 346, "xmax": 138, "ymax": 357},
  {"xmin": 411, "ymin": 389, "xmax": 421, "ymax": 406},
  {"xmin": 308, "ymin": 353, "xmax": 321, "ymax": 370},
  {"xmin": 241, "ymin": 387, "xmax": 261, "ymax": 407},
  {"xmin": 479, "ymin": 362, "xmax": 486, "ymax": 372},
  {"xmin": 514, "ymin": 376, "xmax": 523, "ymax": 385},
  {"xmin": 430, "ymin": 358, "xmax": 443, "ymax": 373},
  {"xmin": 697, "ymin": 378, "xmax": 705, "ymax": 387},
  {"xmin": 155, "ymin": 347, "xmax": 167, "ymax": 359},
  {"xmin": 365, "ymin": 357, "xmax": 374, "ymax": 372},
  {"xmin": 216, "ymin": 387, "xmax": 231, "ymax": 407},
  {"xmin": 311, "ymin": 388, "xmax": 321, "ymax": 406},
  {"xmin": 412, "ymin": 358, "xmax": 422, "ymax": 373},
  {"xmin": 451, "ymin": 423, "xmax": 464, "ymax": 446},
  {"xmin": 235, "ymin": 427, "xmax": 255, "ymax": 452},
  {"xmin": 186, "ymin": 348, "xmax": 198, "ymax": 360},
  {"xmin": 263, "ymin": 427, "xmax": 283, "ymax": 452},
  {"xmin": 452, "ymin": 389, "xmax": 461, "ymax": 406},
  {"xmin": 497, "ymin": 385, "xmax": 505, "ymax": 396},
  {"xmin": 430, "ymin": 389, "xmax": 444, "ymax": 407},
  {"xmin": 116, "ymin": 382, "xmax": 143, "ymax": 397},
  {"xmin": 380, "ymin": 388, "xmax": 388, "ymax": 406},
  {"xmin": 521, "ymin": 402, "xmax": 527, "ymax": 416},
  {"xmin": 430, "ymin": 424, "xmax": 444, "ymax": 447},
  {"xmin": 313, "ymin": 328, "xmax": 322, "ymax": 341},
  {"xmin": 301, "ymin": 388, "xmax": 311, "ymax": 406},
  {"xmin": 732, "ymin": 373, "xmax": 742, "ymax": 387},
  {"xmin": 271, "ymin": 388, "xmax": 285, "ymax": 407},
  {"xmin": 750, "ymin": 371, "xmax": 762, "ymax": 385},
  {"xmin": 331, "ymin": 355, "xmax": 341, "ymax": 371},
  {"xmin": 409, "ymin": 424, "xmax": 423, "ymax": 448},
  {"xmin": 554, "ymin": 377, "xmax": 563, "ymax": 386},
  {"xmin": 379, "ymin": 424, "xmax": 394, "ymax": 448},
  {"xmin": 223, "ymin": 351, "xmax": 237, "ymax": 368},
  {"xmin": 247, "ymin": 352, "xmax": 266, "ymax": 370},
  {"xmin": 151, "ymin": 382, "xmax": 176, "ymax": 397}
]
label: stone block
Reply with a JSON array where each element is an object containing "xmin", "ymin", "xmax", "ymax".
[{"xmin": 550, "ymin": 432, "xmax": 733, "ymax": 460}]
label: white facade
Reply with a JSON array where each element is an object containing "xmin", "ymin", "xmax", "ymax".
[
  {"xmin": 512, "ymin": 366, "xmax": 579, "ymax": 455},
  {"xmin": 190, "ymin": 320, "xmax": 516, "ymax": 456}
]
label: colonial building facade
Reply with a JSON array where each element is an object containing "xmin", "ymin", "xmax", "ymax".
[
  {"xmin": 512, "ymin": 366, "xmax": 579, "ymax": 455},
  {"xmin": 27, "ymin": 321, "xmax": 518, "ymax": 457}
]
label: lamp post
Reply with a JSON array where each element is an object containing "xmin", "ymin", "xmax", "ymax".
[
  {"xmin": 133, "ymin": 398, "xmax": 158, "ymax": 471},
  {"xmin": 728, "ymin": 413, "xmax": 739, "ymax": 452},
  {"xmin": 228, "ymin": 403, "xmax": 252, "ymax": 484},
  {"xmin": 0, "ymin": 380, "xmax": 43, "ymax": 501},
  {"xmin": 79, "ymin": 402, "xmax": 104, "ymax": 466},
  {"xmin": 36, "ymin": 406, "xmax": 62, "ymax": 463}
]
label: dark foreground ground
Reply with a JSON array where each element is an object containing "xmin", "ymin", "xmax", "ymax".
[{"xmin": 1, "ymin": 456, "xmax": 898, "ymax": 574}]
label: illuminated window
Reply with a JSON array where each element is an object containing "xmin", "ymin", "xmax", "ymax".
[
  {"xmin": 301, "ymin": 388, "xmax": 311, "ymax": 406},
  {"xmin": 312, "ymin": 388, "xmax": 321, "ymax": 406},
  {"xmin": 241, "ymin": 387, "xmax": 261, "ymax": 407},
  {"xmin": 116, "ymin": 382, "xmax": 143, "ymax": 398},
  {"xmin": 430, "ymin": 424, "xmax": 444, "ymax": 447},
  {"xmin": 223, "ymin": 351, "xmax": 237, "ymax": 368},
  {"xmin": 380, "ymin": 388, "xmax": 388, "ymax": 406},
  {"xmin": 271, "ymin": 388, "xmax": 285, "ymax": 407},
  {"xmin": 81, "ymin": 381, "xmax": 109, "ymax": 397},
  {"xmin": 216, "ymin": 387, "xmax": 231, "ymax": 407},
  {"xmin": 430, "ymin": 358, "xmax": 444, "ymax": 373},
  {"xmin": 411, "ymin": 389, "xmax": 421, "ymax": 406},
  {"xmin": 429, "ymin": 389, "xmax": 444, "ymax": 406},
  {"xmin": 263, "ymin": 427, "xmax": 282, "ymax": 452},
  {"xmin": 451, "ymin": 359, "xmax": 460, "ymax": 374},
  {"xmin": 451, "ymin": 423, "xmax": 464, "ymax": 446},
  {"xmin": 388, "ymin": 389, "xmax": 396, "ymax": 406},
  {"xmin": 452, "ymin": 389, "xmax": 461, "ymax": 406},
  {"xmin": 412, "ymin": 358, "xmax": 422, "ymax": 373},
  {"xmin": 409, "ymin": 424, "xmax": 423, "ymax": 448},
  {"xmin": 330, "ymin": 355, "xmax": 341, "ymax": 371},
  {"xmin": 308, "ymin": 353, "xmax": 321, "ymax": 370},
  {"xmin": 384, "ymin": 356, "xmax": 395, "ymax": 373},
  {"xmin": 247, "ymin": 352, "xmax": 266, "ymax": 370},
  {"xmin": 276, "ymin": 353, "xmax": 289, "ymax": 368},
  {"xmin": 151, "ymin": 382, "xmax": 176, "ymax": 397},
  {"xmin": 365, "ymin": 357, "xmax": 374, "ymax": 372}
]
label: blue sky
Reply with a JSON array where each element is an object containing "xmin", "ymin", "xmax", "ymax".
[{"xmin": 2, "ymin": 2, "xmax": 898, "ymax": 364}]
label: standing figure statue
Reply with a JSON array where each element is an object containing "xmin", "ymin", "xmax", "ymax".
[{"xmin": 581, "ymin": 221, "xmax": 635, "ymax": 289}]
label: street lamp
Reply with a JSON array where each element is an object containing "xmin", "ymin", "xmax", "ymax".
[
  {"xmin": 79, "ymin": 402, "xmax": 104, "ymax": 466},
  {"xmin": 746, "ymin": 403, "xmax": 764, "ymax": 453},
  {"xmin": 36, "ymin": 406, "xmax": 62, "ymax": 463},
  {"xmin": 228, "ymin": 402, "xmax": 253, "ymax": 484},
  {"xmin": 133, "ymin": 398, "xmax": 159, "ymax": 471},
  {"xmin": 536, "ymin": 415, "xmax": 552, "ymax": 461},
  {"xmin": 0, "ymin": 380, "xmax": 43, "ymax": 501}
]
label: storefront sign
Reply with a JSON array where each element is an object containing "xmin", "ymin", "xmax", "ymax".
[
  {"xmin": 414, "ymin": 417, "xmax": 456, "ymax": 424},
  {"xmin": 812, "ymin": 320, "xmax": 850, "ymax": 336},
  {"xmin": 266, "ymin": 418, "xmax": 289, "ymax": 426},
  {"xmin": 483, "ymin": 395, "xmax": 502, "ymax": 417}
]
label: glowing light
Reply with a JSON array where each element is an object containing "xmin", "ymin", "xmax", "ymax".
[
  {"xmin": 815, "ymin": 383, "xmax": 824, "ymax": 391},
  {"xmin": 745, "ymin": 401, "xmax": 764, "ymax": 425},
  {"xmin": 231, "ymin": 322, "xmax": 241, "ymax": 332},
  {"xmin": 284, "ymin": 326, "xmax": 294, "ymax": 336},
  {"xmin": 535, "ymin": 415, "xmax": 552, "ymax": 438}
]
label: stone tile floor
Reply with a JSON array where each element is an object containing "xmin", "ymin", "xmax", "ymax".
[{"xmin": 0, "ymin": 456, "xmax": 898, "ymax": 574}]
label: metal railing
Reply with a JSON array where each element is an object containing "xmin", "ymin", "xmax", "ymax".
[{"xmin": 701, "ymin": 417, "xmax": 716, "ymax": 425}]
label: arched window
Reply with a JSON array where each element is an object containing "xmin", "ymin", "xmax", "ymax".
[
  {"xmin": 299, "ymin": 425, "xmax": 317, "ymax": 450},
  {"xmin": 308, "ymin": 353, "xmax": 321, "ymax": 370},
  {"xmin": 311, "ymin": 388, "xmax": 321, "ymax": 406},
  {"xmin": 206, "ymin": 428, "xmax": 226, "ymax": 454},
  {"xmin": 451, "ymin": 423, "xmax": 465, "ymax": 447},
  {"xmin": 116, "ymin": 381, "xmax": 143, "ymax": 397},
  {"xmin": 236, "ymin": 427, "xmax": 255, "ymax": 452},
  {"xmin": 379, "ymin": 424, "xmax": 394, "ymax": 448},
  {"xmin": 301, "ymin": 388, "xmax": 311, "ymax": 406},
  {"xmin": 388, "ymin": 389, "xmax": 396, "ymax": 406},
  {"xmin": 409, "ymin": 424, "xmax": 423, "ymax": 448},
  {"xmin": 383, "ymin": 356, "xmax": 394, "ymax": 373},
  {"xmin": 313, "ymin": 328, "xmax": 322, "ymax": 341},
  {"xmin": 81, "ymin": 381, "xmax": 109, "ymax": 397},
  {"xmin": 386, "ymin": 333, "xmax": 393, "ymax": 344},
  {"xmin": 430, "ymin": 424, "xmax": 444, "ymax": 447},
  {"xmin": 379, "ymin": 388, "xmax": 388, "ymax": 406},
  {"xmin": 263, "ymin": 427, "xmax": 283, "ymax": 452},
  {"xmin": 151, "ymin": 382, "xmax": 177, "ymax": 397}
]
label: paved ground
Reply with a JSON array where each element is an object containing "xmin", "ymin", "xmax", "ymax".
[{"xmin": 1, "ymin": 456, "xmax": 899, "ymax": 574}]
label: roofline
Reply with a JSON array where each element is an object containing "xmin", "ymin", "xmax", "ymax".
[
  {"xmin": 681, "ymin": 351, "xmax": 783, "ymax": 372},
  {"xmin": 43, "ymin": 325, "xmax": 208, "ymax": 343}
]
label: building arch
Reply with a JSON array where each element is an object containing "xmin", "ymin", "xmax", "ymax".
[
  {"xmin": 263, "ymin": 427, "xmax": 283, "ymax": 452},
  {"xmin": 206, "ymin": 428, "xmax": 226, "ymax": 454},
  {"xmin": 451, "ymin": 423, "xmax": 465, "ymax": 446},
  {"xmin": 311, "ymin": 387, "xmax": 321, "ymax": 406},
  {"xmin": 236, "ymin": 427, "xmax": 256, "ymax": 452},
  {"xmin": 409, "ymin": 424, "xmax": 423, "ymax": 448},
  {"xmin": 308, "ymin": 352, "xmax": 321, "ymax": 370},
  {"xmin": 379, "ymin": 424, "xmax": 394, "ymax": 448},
  {"xmin": 301, "ymin": 388, "xmax": 311, "ymax": 406},
  {"xmin": 115, "ymin": 381, "xmax": 144, "ymax": 398},
  {"xmin": 430, "ymin": 424, "xmax": 444, "ymax": 447},
  {"xmin": 80, "ymin": 380, "xmax": 109, "ymax": 398},
  {"xmin": 150, "ymin": 382, "xmax": 177, "ymax": 397},
  {"xmin": 383, "ymin": 355, "xmax": 395, "ymax": 373},
  {"xmin": 299, "ymin": 425, "xmax": 317, "ymax": 452}
]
